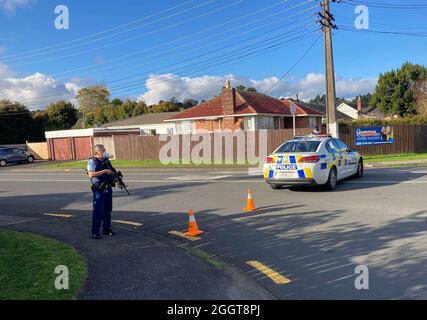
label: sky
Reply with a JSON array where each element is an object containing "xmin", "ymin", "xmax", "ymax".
[{"xmin": 0, "ymin": 0, "xmax": 426, "ymax": 110}]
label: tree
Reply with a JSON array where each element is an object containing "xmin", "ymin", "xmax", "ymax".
[
  {"xmin": 76, "ymin": 85, "xmax": 110, "ymax": 128},
  {"xmin": 45, "ymin": 101, "xmax": 78, "ymax": 130},
  {"xmin": 183, "ymin": 99, "xmax": 198, "ymax": 109},
  {"xmin": 0, "ymin": 100, "xmax": 33, "ymax": 144},
  {"xmin": 151, "ymin": 100, "xmax": 181, "ymax": 113},
  {"xmin": 236, "ymin": 85, "xmax": 257, "ymax": 93},
  {"xmin": 369, "ymin": 62, "xmax": 427, "ymax": 116},
  {"xmin": 31, "ymin": 110, "xmax": 48, "ymax": 142}
]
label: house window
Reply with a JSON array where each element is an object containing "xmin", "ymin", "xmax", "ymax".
[
  {"xmin": 309, "ymin": 117, "xmax": 318, "ymax": 128},
  {"xmin": 140, "ymin": 129, "xmax": 157, "ymax": 135},
  {"xmin": 176, "ymin": 120, "xmax": 196, "ymax": 134},
  {"xmin": 255, "ymin": 116, "xmax": 275, "ymax": 129},
  {"xmin": 244, "ymin": 117, "xmax": 255, "ymax": 131}
]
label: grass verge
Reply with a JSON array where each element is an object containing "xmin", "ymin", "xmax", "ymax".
[
  {"xmin": 184, "ymin": 246, "xmax": 223, "ymax": 270},
  {"xmin": 364, "ymin": 152, "xmax": 427, "ymax": 163},
  {"xmin": 0, "ymin": 229, "xmax": 86, "ymax": 300}
]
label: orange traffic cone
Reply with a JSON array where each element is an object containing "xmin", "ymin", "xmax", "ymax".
[
  {"xmin": 243, "ymin": 189, "xmax": 257, "ymax": 212},
  {"xmin": 185, "ymin": 210, "xmax": 204, "ymax": 237}
]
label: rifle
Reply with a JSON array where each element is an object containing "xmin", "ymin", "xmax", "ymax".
[{"xmin": 105, "ymin": 159, "xmax": 131, "ymax": 196}]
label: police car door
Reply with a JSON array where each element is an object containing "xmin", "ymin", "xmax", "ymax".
[
  {"xmin": 326, "ymin": 139, "xmax": 345, "ymax": 180},
  {"xmin": 333, "ymin": 139, "xmax": 353, "ymax": 178}
]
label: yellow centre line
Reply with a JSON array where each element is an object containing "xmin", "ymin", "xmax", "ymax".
[
  {"xmin": 168, "ymin": 230, "xmax": 201, "ymax": 241},
  {"xmin": 44, "ymin": 213, "xmax": 74, "ymax": 218},
  {"xmin": 112, "ymin": 220, "xmax": 143, "ymax": 227},
  {"xmin": 246, "ymin": 260, "xmax": 291, "ymax": 285}
]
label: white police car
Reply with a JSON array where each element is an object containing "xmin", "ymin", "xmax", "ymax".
[{"xmin": 263, "ymin": 135, "xmax": 364, "ymax": 190}]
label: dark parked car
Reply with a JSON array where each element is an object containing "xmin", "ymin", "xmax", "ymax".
[{"xmin": 0, "ymin": 148, "xmax": 35, "ymax": 167}]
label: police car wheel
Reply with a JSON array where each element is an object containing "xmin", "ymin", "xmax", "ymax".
[
  {"xmin": 355, "ymin": 160, "xmax": 364, "ymax": 178},
  {"xmin": 325, "ymin": 167, "xmax": 337, "ymax": 190},
  {"xmin": 0, "ymin": 160, "xmax": 6, "ymax": 167}
]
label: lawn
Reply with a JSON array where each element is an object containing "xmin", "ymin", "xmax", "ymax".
[
  {"xmin": 363, "ymin": 152, "xmax": 427, "ymax": 163},
  {"xmin": 0, "ymin": 229, "xmax": 86, "ymax": 300}
]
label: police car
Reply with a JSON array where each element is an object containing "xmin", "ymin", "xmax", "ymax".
[{"xmin": 263, "ymin": 135, "xmax": 364, "ymax": 190}]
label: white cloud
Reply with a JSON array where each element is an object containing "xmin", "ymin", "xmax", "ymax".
[
  {"xmin": 0, "ymin": 72, "xmax": 81, "ymax": 110},
  {"xmin": 0, "ymin": 63, "xmax": 13, "ymax": 78},
  {"xmin": 0, "ymin": 0, "xmax": 33, "ymax": 12},
  {"xmin": 138, "ymin": 73, "xmax": 378, "ymax": 105}
]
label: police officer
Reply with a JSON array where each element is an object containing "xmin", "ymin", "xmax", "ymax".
[{"xmin": 87, "ymin": 144, "xmax": 117, "ymax": 239}]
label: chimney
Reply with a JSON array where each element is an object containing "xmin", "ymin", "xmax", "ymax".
[
  {"xmin": 221, "ymin": 80, "xmax": 236, "ymax": 115},
  {"xmin": 357, "ymin": 95, "xmax": 363, "ymax": 118},
  {"xmin": 295, "ymin": 93, "xmax": 299, "ymax": 101}
]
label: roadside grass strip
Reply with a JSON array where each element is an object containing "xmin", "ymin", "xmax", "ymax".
[
  {"xmin": 0, "ymin": 229, "xmax": 86, "ymax": 300},
  {"xmin": 168, "ymin": 230, "xmax": 201, "ymax": 241},
  {"xmin": 44, "ymin": 213, "xmax": 74, "ymax": 218},
  {"xmin": 112, "ymin": 219, "xmax": 143, "ymax": 227},
  {"xmin": 246, "ymin": 260, "xmax": 291, "ymax": 285}
]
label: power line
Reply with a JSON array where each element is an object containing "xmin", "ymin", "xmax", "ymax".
[
  {"xmin": 0, "ymin": 29, "xmax": 319, "ymax": 109},
  {"xmin": 342, "ymin": 0, "xmax": 427, "ymax": 9},
  {"xmin": 263, "ymin": 34, "xmax": 322, "ymax": 95},
  {"xmin": 0, "ymin": 0, "xmax": 203, "ymax": 61},
  {"xmin": 0, "ymin": 18, "xmax": 316, "ymax": 105},
  {"xmin": 5, "ymin": 0, "xmax": 246, "ymax": 67},
  {"xmin": 0, "ymin": 6, "xmax": 318, "ymax": 101},
  {"xmin": 338, "ymin": 25, "xmax": 427, "ymax": 37},
  {"xmin": 334, "ymin": 16, "xmax": 427, "ymax": 31},
  {"xmin": 0, "ymin": 1, "xmax": 320, "ymax": 108},
  {"xmin": 50, "ymin": 1, "xmax": 316, "ymax": 80}
]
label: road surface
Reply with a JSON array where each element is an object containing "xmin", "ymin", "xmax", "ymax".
[{"xmin": 1, "ymin": 165, "xmax": 427, "ymax": 299}]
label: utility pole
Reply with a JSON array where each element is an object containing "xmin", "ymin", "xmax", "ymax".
[{"xmin": 319, "ymin": 0, "xmax": 339, "ymax": 138}]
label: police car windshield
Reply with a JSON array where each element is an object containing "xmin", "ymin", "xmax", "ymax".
[{"xmin": 276, "ymin": 141, "xmax": 321, "ymax": 153}]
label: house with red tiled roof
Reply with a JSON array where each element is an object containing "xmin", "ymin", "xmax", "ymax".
[{"xmin": 164, "ymin": 81, "xmax": 324, "ymax": 134}]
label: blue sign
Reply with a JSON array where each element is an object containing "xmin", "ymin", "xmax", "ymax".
[{"xmin": 355, "ymin": 126, "xmax": 395, "ymax": 146}]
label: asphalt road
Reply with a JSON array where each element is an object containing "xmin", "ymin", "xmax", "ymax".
[{"xmin": 1, "ymin": 165, "xmax": 427, "ymax": 299}]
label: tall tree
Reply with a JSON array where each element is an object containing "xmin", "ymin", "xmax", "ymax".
[
  {"xmin": 45, "ymin": 100, "xmax": 78, "ymax": 130},
  {"xmin": 370, "ymin": 62, "xmax": 427, "ymax": 116},
  {"xmin": 76, "ymin": 85, "xmax": 110, "ymax": 128},
  {"xmin": 0, "ymin": 100, "xmax": 33, "ymax": 144}
]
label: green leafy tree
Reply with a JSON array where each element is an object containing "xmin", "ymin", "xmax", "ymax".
[
  {"xmin": 236, "ymin": 85, "xmax": 257, "ymax": 93},
  {"xmin": 76, "ymin": 85, "xmax": 110, "ymax": 127},
  {"xmin": 183, "ymin": 99, "xmax": 198, "ymax": 109},
  {"xmin": 0, "ymin": 100, "xmax": 33, "ymax": 144},
  {"xmin": 45, "ymin": 101, "xmax": 78, "ymax": 130},
  {"xmin": 370, "ymin": 62, "xmax": 427, "ymax": 116}
]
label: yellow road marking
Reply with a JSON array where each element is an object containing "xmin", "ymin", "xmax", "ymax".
[
  {"xmin": 246, "ymin": 260, "xmax": 291, "ymax": 285},
  {"xmin": 44, "ymin": 213, "xmax": 74, "ymax": 218},
  {"xmin": 112, "ymin": 220, "xmax": 143, "ymax": 227},
  {"xmin": 168, "ymin": 230, "xmax": 201, "ymax": 241}
]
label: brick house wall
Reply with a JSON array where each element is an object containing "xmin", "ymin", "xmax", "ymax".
[{"xmin": 195, "ymin": 117, "xmax": 244, "ymax": 132}]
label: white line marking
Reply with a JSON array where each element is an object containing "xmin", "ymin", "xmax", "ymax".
[{"xmin": 112, "ymin": 220, "xmax": 143, "ymax": 227}]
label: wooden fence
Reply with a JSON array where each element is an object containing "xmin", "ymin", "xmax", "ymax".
[
  {"xmin": 113, "ymin": 128, "xmax": 313, "ymax": 162},
  {"xmin": 340, "ymin": 125, "xmax": 427, "ymax": 155},
  {"xmin": 111, "ymin": 125, "xmax": 427, "ymax": 161},
  {"xmin": 26, "ymin": 142, "xmax": 49, "ymax": 160}
]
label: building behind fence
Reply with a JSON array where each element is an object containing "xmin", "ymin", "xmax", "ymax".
[
  {"xmin": 113, "ymin": 125, "xmax": 427, "ymax": 161},
  {"xmin": 43, "ymin": 124, "xmax": 427, "ymax": 161}
]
